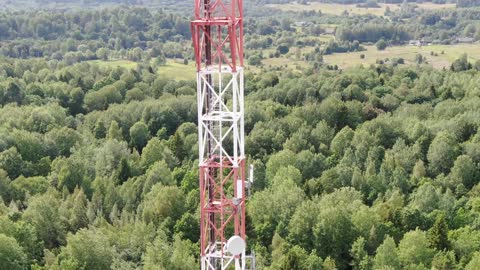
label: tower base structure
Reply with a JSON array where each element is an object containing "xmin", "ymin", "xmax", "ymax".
[{"xmin": 201, "ymin": 249, "xmax": 256, "ymax": 270}]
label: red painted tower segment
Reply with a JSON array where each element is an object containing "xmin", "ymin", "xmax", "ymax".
[{"xmin": 191, "ymin": 1, "xmax": 251, "ymax": 270}]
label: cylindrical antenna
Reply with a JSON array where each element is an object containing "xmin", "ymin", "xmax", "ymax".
[{"xmin": 249, "ymin": 164, "xmax": 254, "ymax": 183}]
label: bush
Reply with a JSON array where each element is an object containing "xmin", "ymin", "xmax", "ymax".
[
  {"xmin": 248, "ymin": 55, "xmax": 262, "ymax": 66},
  {"xmin": 415, "ymin": 54, "xmax": 424, "ymax": 64},
  {"xmin": 451, "ymin": 54, "xmax": 472, "ymax": 72},
  {"xmin": 277, "ymin": 44, "xmax": 290, "ymax": 55},
  {"xmin": 376, "ymin": 39, "xmax": 387, "ymax": 51},
  {"xmin": 322, "ymin": 40, "xmax": 364, "ymax": 55},
  {"xmin": 474, "ymin": 59, "xmax": 480, "ymax": 71}
]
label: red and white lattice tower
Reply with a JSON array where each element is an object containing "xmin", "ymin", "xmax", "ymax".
[{"xmin": 191, "ymin": 1, "xmax": 253, "ymax": 270}]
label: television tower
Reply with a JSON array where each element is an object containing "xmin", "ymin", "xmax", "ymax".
[{"xmin": 191, "ymin": 0, "xmax": 254, "ymax": 269}]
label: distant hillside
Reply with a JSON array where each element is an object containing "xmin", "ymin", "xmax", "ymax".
[
  {"xmin": 257, "ymin": 0, "xmax": 455, "ymax": 4},
  {"xmin": 0, "ymin": 0, "xmax": 191, "ymax": 11}
]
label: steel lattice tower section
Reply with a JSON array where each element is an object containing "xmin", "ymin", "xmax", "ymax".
[{"xmin": 191, "ymin": 1, "xmax": 253, "ymax": 270}]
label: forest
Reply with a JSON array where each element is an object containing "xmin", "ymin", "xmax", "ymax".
[{"xmin": 1, "ymin": 1, "xmax": 480, "ymax": 270}]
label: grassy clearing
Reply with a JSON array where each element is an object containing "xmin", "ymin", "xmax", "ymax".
[
  {"xmin": 89, "ymin": 57, "xmax": 305, "ymax": 80},
  {"xmin": 261, "ymin": 56, "xmax": 310, "ymax": 69},
  {"xmin": 318, "ymin": 34, "xmax": 335, "ymax": 42},
  {"xmin": 88, "ymin": 59, "xmax": 138, "ymax": 69},
  {"xmin": 267, "ymin": 2, "xmax": 455, "ymax": 16},
  {"xmin": 87, "ymin": 43, "xmax": 479, "ymax": 77},
  {"xmin": 158, "ymin": 59, "xmax": 197, "ymax": 81},
  {"xmin": 416, "ymin": 2, "xmax": 457, "ymax": 10},
  {"xmin": 88, "ymin": 59, "xmax": 197, "ymax": 81},
  {"xmin": 323, "ymin": 43, "xmax": 480, "ymax": 69},
  {"xmin": 246, "ymin": 46, "xmax": 317, "ymax": 73}
]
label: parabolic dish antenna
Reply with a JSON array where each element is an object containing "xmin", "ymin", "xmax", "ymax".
[{"xmin": 226, "ymin": 236, "xmax": 246, "ymax": 256}]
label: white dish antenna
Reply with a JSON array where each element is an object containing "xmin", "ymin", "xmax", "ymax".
[{"xmin": 226, "ymin": 236, "xmax": 246, "ymax": 256}]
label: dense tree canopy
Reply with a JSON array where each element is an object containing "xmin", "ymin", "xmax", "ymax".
[{"xmin": 0, "ymin": 2, "xmax": 480, "ymax": 270}]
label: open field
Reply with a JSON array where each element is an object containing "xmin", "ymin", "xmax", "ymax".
[
  {"xmin": 246, "ymin": 45, "xmax": 318, "ymax": 73},
  {"xmin": 88, "ymin": 57, "xmax": 308, "ymax": 80},
  {"xmin": 323, "ymin": 43, "xmax": 480, "ymax": 69},
  {"xmin": 88, "ymin": 59, "xmax": 196, "ymax": 81},
  {"xmin": 261, "ymin": 55, "xmax": 310, "ymax": 70},
  {"xmin": 87, "ymin": 43, "xmax": 480, "ymax": 77},
  {"xmin": 267, "ymin": 2, "xmax": 455, "ymax": 16},
  {"xmin": 318, "ymin": 34, "xmax": 336, "ymax": 42},
  {"xmin": 157, "ymin": 59, "xmax": 197, "ymax": 81},
  {"xmin": 88, "ymin": 59, "xmax": 138, "ymax": 70}
]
